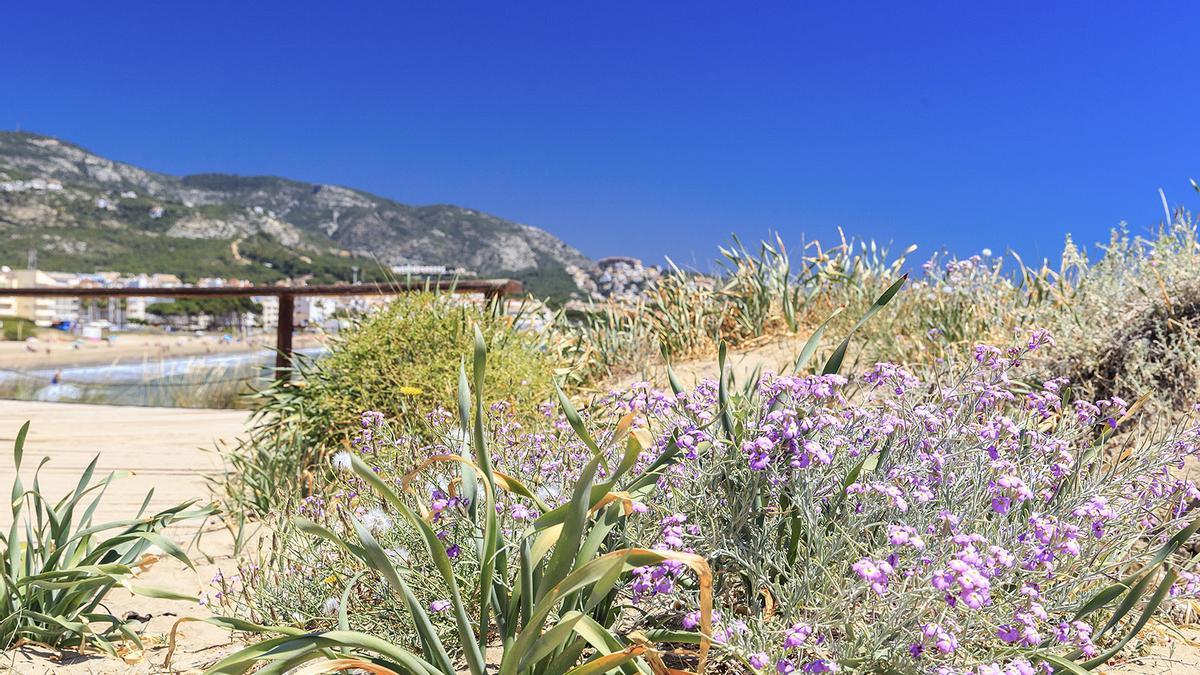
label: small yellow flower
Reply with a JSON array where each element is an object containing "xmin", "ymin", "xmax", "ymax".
[
  {"xmin": 322, "ymin": 574, "xmax": 338, "ymax": 586},
  {"xmin": 399, "ymin": 386, "xmax": 424, "ymax": 396}
]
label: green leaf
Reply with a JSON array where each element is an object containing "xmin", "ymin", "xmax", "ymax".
[
  {"xmin": 519, "ymin": 610, "xmax": 586, "ymax": 671},
  {"xmin": 538, "ymin": 452, "xmax": 603, "ymax": 601},
  {"xmin": 571, "ymin": 614, "xmax": 650, "ymax": 675},
  {"xmin": 125, "ymin": 584, "xmax": 198, "ymax": 602},
  {"xmin": 1037, "ymin": 653, "xmax": 1093, "ymax": 675},
  {"xmin": 14, "ymin": 420, "xmax": 29, "ymax": 472},
  {"xmin": 503, "ymin": 552, "xmax": 629, "ymax": 675},
  {"xmin": 793, "ymin": 308, "xmax": 843, "ymax": 374},
  {"xmin": 1071, "ymin": 580, "xmax": 1129, "ymax": 622},
  {"xmin": 562, "ymin": 650, "xmax": 645, "ymax": 675},
  {"xmin": 337, "ymin": 570, "xmax": 369, "ymax": 632},
  {"xmin": 349, "ymin": 454, "xmax": 486, "ymax": 675},
  {"xmin": 667, "ymin": 361, "xmax": 685, "ymax": 397},
  {"xmin": 556, "ymin": 382, "xmax": 602, "ymax": 457},
  {"xmin": 470, "ymin": 327, "xmax": 505, "ymax": 651},
  {"xmin": 202, "ymin": 630, "xmax": 438, "ymax": 675},
  {"xmin": 348, "ymin": 517, "xmax": 456, "ymax": 673},
  {"xmin": 1082, "ymin": 568, "xmax": 1180, "ymax": 669},
  {"xmin": 718, "ymin": 342, "xmax": 735, "ymax": 442},
  {"xmin": 458, "ymin": 361, "xmax": 479, "ymax": 517},
  {"xmin": 823, "ymin": 274, "xmax": 907, "ymax": 374}
]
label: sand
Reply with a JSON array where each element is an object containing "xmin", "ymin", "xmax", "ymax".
[
  {"xmin": 0, "ymin": 401, "xmax": 247, "ymax": 528},
  {"xmin": 0, "ymin": 400, "xmax": 251, "ymax": 674},
  {"xmin": 605, "ymin": 333, "xmax": 815, "ymax": 393},
  {"xmin": 0, "ymin": 332, "xmax": 324, "ymax": 370}
]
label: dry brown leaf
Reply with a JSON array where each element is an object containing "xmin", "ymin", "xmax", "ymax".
[{"xmin": 292, "ymin": 658, "xmax": 401, "ymax": 675}]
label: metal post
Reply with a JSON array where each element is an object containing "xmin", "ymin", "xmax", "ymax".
[{"xmin": 275, "ymin": 293, "xmax": 294, "ymax": 380}]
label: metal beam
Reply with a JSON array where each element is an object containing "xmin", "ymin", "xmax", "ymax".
[
  {"xmin": 0, "ymin": 279, "xmax": 522, "ymax": 299},
  {"xmin": 275, "ymin": 294, "xmax": 295, "ymax": 375},
  {"xmin": 0, "ymin": 278, "xmax": 524, "ymax": 381}
]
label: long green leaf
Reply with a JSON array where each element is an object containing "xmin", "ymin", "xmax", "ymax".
[
  {"xmin": 472, "ymin": 328, "xmax": 506, "ymax": 647},
  {"xmin": 793, "ymin": 307, "xmax": 843, "ymax": 374},
  {"xmin": 822, "ymin": 274, "xmax": 907, "ymax": 374},
  {"xmin": 14, "ymin": 420, "xmax": 29, "ymax": 471},
  {"xmin": 348, "ymin": 517, "xmax": 456, "ymax": 673},
  {"xmin": 538, "ymin": 452, "xmax": 603, "ymax": 601},
  {"xmin": 1081, "ymin": 569, "xmax": 1179, "ymax": 669},
  {"xmin": 718, "ymin": 342, "xmax": 734, "ymax": 442},
  {"xmin": 519, "ymin": 610, "xmax": 586, "ymax": 671},
  {"xmin": 349, "ymin": 454, "xmax": 486, "ymax": 675},
  {"xmin": 203, "ymin": 630, "xmax": 439, "ymax": 675}
]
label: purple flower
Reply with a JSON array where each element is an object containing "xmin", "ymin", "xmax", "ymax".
[
  {"xmin": 783, "ymin": 623, "xmax": 812, "ymax": 648},
  {"xmin": 851, "ymin": 558, "xmax": 894, "ymax": 595}
]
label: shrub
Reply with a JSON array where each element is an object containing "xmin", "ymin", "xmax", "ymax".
[
  {"xmin": 0, "ymin": 317, "xmax": 37, "ymax": 342},
  {"xmin": 567, "ymin": 232, "xmax": 919, "ymax": 381},
  {"xmin": 212, "ymin": 221, "xmax": 1200, "ymax": 673},
  {"xmin": 573, "ymin": 215, "xmax": 1200, "ymax": 417},
  {"xmin": 605, "ymin": 327, "xmax": 1200, "ymax": 672},
  {"xmin": 1039, "ymin": 220, "xmax": 1200, "ymax": 410},
  {"xmin": 1, "ymin": 422, "xmax": 205, "ymax": 654},
  {"xmin": 202, "ymin": 331, "xmax": 713, "ymax": 674},
  {"xmin": 219, "ymin": 293, "xmax": 564, "ymax": 515},
  {"xmin": 283, "ymin": 293, "xmax": 560, "ymax": 445}
]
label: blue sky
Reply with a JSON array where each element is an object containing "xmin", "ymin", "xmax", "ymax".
[{"xmin": 3, "ymin": 2, "xmax": 1198, "ymax": 269}]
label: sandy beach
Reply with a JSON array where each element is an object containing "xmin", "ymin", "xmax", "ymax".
[{"xmin": 0, "ymin": 332, "xmax": 325, "ymax": 370}]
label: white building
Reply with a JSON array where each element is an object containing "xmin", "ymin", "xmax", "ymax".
[
  {"xmin": 390, "ymin": 264, "xmax": 471, "ymax": 276},
  {"xmin": 124, "ymin": 297, "xmax": 149, "ymax": 322},
  {"xmin": 254, "ymin": 295, "xmax": 280, "ymax": 328},
  {"xmin": 295, "ymin": 296, "xmax": 338, "ymax": 326},
  {"xmin": 0, "ymin": 269, "xmax": 66, "ymax": 326}
]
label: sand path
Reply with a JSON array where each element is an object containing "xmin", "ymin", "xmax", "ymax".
[{"xmin": 0, "ymin": 401, "xmax": 245, "ymax": 529}]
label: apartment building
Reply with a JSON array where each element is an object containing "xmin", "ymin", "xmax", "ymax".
[
  {"xmin": 254, "ymin": 295, "xmax": 280, "ymax": 328},
  {"xmin": 0, "ymin": 269, "xmax": 74, "ymax": 326}
]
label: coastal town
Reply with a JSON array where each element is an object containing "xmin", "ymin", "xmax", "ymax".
[
  {"xmin": 0, "ymin": 267, "xmax": 342, "ymax": 332},
  {"xmin": 0, "ymin": 253, "xmax": 666, "ymax": 337}
]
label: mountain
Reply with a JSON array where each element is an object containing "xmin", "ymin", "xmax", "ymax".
[{"xmin": 0, "ymin": 132, "xmax": 594, "ymax": 299}]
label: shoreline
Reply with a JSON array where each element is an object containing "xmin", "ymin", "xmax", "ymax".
[{"xmin": 0, "ymin": 331, "xmax": 326, "ymax": 369}]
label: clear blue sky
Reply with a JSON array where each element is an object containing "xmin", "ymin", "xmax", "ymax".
[{"xmin": 4, "ymin": 2, "xmax": 1198, "ymax": 268}]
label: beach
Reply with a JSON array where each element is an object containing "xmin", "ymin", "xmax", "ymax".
[{"xmin": 0, "ymin": 332, "xmax": 326, "ymax": 370}]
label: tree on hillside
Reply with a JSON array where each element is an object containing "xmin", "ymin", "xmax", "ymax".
[{"xmin": 146, "ymin": 297, "xmax": 262, "ymax": 328}]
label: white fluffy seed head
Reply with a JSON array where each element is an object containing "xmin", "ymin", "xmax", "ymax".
[
  {"xmin": 331, "ymin": 451, "xmax": 353, "ymax": 471},
  {"xmin": 362, "ymin": 507, "xmax": 393, "ymax": 534}
]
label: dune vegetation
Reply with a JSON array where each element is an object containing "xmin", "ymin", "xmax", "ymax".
[{"xmin": 10, "ymin": 208, "xmax": 1200, "ymax": 674}]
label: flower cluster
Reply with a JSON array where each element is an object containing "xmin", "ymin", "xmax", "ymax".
[
  {"xmin": 236, "ymin": 328, "xmax": 1200, "ymax": 673},
  {"xmin": 631, "ymin": 513, "xmax": 695, "ymax": 601},
  {"xmin": 639, "ymin": 329, "xmax": 1200, "ymax": 672}
]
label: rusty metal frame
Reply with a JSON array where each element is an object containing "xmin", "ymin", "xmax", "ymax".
[{"xmin": 2, "ymin": 279, "xmax": 522, "ymax": 377}]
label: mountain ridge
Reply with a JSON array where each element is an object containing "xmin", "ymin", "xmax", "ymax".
[{"xmin": 0, "ymin": 131, "xmax": 593, "ymax": 298}]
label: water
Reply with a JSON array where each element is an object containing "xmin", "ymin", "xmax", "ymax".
[{"xmin": 0, "ymin": 347, "xmax": 326, "ymax": 407}]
